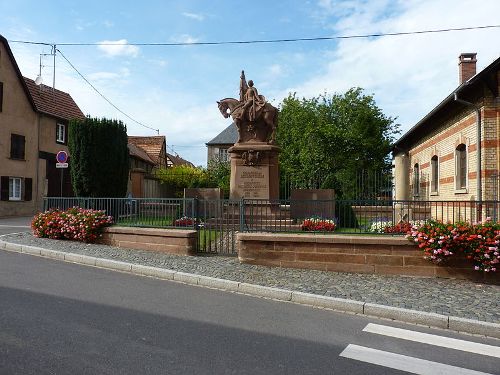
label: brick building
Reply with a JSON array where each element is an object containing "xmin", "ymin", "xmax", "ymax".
[{"xmin": 393, "ymin": 53, "xmax": 500, "ymax": 217}]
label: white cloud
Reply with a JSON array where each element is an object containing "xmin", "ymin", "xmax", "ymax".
[
  {"xmin": 181, "ymin": 12, "xmax": 205, "ymax": 21},
  {"xmin": 103, "ymin": 20, "xmax": 114, "ymax": 28},
  {"xmin": 97, "ymin": 39, "xmax": 139, "ymax": 57},
  {"xmin": 290, "ymin": 0, "xmax": 500, "ymax": 132}
]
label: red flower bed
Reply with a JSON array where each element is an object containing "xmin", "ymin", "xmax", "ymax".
[
  {"xmin": 408, "ymin": 219, "xmax": 500, "ymax": 272},
  {"xmin": 301, "ymin": 218, "xmax": 336, "ymax": 232},
  {"xmin": 32, "ymin": 207, "xmax": 113, "ymax": 243}
]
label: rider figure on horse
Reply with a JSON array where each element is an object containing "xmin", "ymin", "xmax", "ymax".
[{"xmin": 238, "ymin": 71, "xmax": 266, "ymax": 123}]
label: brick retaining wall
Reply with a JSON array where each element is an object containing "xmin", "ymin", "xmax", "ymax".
[
  {"xmin": 237, "ymin": 233, "xmax": 500, "ymax": 283},
  {"xmin": 101, "ymin": 226, "xmax": 197, "ymax": 256}
]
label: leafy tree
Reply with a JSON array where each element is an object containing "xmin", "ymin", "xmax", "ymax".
[
  {"xmin": 155, "ymin": 165, "xmax": 210, "ymax": 197},
  {"xmin": 155, "ymin": 159, "xmax": 231, "ymax": 198},
  {"xmin": 68, "ymin": 117, "xmax": 129, "ymax": 197},
  {"xmin": 206, "ymin": 157, "xmax": 230, "ymax": 197},
  {"xmin": 277, "ymin": 88, "xmax": 399, "ymax": 198}
]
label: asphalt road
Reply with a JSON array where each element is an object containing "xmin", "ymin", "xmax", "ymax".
[
  {"xmin": 0, "ymin": 216, "xmax": 31, "ymax": 236},
  {"xmin": 0, "ymin": 251, "xmax": 499, "ymax": 374}
]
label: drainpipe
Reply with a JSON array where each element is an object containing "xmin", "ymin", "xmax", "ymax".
[{"xmin": 454, "ymin": 92, "xmax": 482, "ymax": 202}]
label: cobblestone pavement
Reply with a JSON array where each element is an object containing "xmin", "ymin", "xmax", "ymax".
[{"xmin": 2, "ymin": 232, "xmax": 500, "ymax": 324}]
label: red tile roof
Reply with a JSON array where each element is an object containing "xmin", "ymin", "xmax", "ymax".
[
  {"xmin": 167, "ymin": 152, "xmax": 194, "ymax": 167},
  {"xmin": 128, "ymin": 136, "xmax": 166, "ymax": 166},
  {"xmin": 24, "ymin": 78, "xmax": 85, "ymax": 121},
  {"xmin": 128, "ymin": 143, "xmax": 155, "ymax": 164}
]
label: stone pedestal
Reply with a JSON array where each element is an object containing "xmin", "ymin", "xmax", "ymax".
[{"xmin": 229, "ymin": 142, "xmax": 280, "ymax": 200}]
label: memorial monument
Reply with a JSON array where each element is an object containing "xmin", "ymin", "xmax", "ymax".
[{"xmin": 217, "ymin": 71, "xmax": 280, "ymax": 200}]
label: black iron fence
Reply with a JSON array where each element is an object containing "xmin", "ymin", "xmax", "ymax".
[{"xmin": 43, "ymin": 197, "xmax": 500, "ymax": 254}]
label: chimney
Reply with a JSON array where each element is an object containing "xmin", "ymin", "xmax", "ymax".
[{"xmin": 458, "ymin": 53, "xmax": 477, "ymax": 84}]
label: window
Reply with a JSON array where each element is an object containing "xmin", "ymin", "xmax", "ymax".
[
  {"xmin": 218, "ymin": 148, "xmax": 229, "ymax": 162},
  {"xmin": 9, "ymin": 177, "xmax": 21, "ymax": 201},
  {"xmin": 431, "ymin": 155, "xmax": 439, "ymax": 193},
  {"xmin": 56, "ymin": 123, "xmax": 66, "ymax": 143},
  {"xmin": 10, "ymin": 134, "xmax": 25, "ymax": 160},
  {"xmin": 456, "ymin": 144, "xmax": 467, "ymax": 190},
  {"xmin": 0, "ymin": 82, "xmax": 3, "ymax": 112},
  {"xmin": 413, "ymin": 163, "xmax": 420, "ymax": 196},
  {"xmin": 1, "ymin": 176, "xmax": 32, "ymax": 201}
]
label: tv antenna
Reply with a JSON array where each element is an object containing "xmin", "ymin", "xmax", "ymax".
[{"xmin": 35, "ymin": 44, "xmax": 56, "ymax": 99}]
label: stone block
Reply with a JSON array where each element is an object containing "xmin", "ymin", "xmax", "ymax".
[
  {"xmin": 291, "ymin": 292, "xmax": 364, "ymax": 314},
  {"xmin": 40, "ymin": 248, "xmax": 65, "ymax": 260},
  {"xmin": 365, "ymin": 254, "xmax": 403, "ymax": 266},
  {"xmin": 325, "ymin": 263, "xmax": 375, "ymax": 273},
  {"xmin": 64, "ymin": 253, "xmax": 96, "ymax": 266},
  {"xmin": 238, "ymin": 283, "xmax": 292, "ymax": 301},
  {"xmin": 448, "ymin": 316, "xmax": 500, "ymax": 339},
  {"xmin": 95, "ymin": 258, "xmax": 132, "ymax": 272},
  {"xmin": 131, "ymin": 264, "xmax": 176, "ymax": 280},
  {"xmin": 198, "ymin": 276, "xmax": 240, "ymax": 291},
  {"xmin": 21, "ymin": 245, "xmax": 41, "ymax": 255},
  {"xmin": 363, "ymin": 303, "xmax": 448, "ymax": 328},
  {"xmin": 173, "ymin": 272, "xmax": 200, "ymax": 285},
  {"xmin": 375, "ymin": 265, "xmax": 436, "ymax": 277},
  {"xmin": 296, "ymin": 252, "xmax": 366, "ymax": 264}
]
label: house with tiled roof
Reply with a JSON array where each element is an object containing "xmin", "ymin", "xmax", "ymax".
[
  {"xmin": 392, "ymin": 53, "xmax": 500, "ymax": 221},
  {"xmin": 128, "ymin": 135, "xmax": 168, "ymax": 169},
  {"xmin": 166, "ymin": 152, "xmax": 194, "ymax": 168},
  {"xmin": 0, "ymin": 34, "xmax": 85, "ymax": 216},
  {"xmin": 206, "ymin": 122, "xmax": 238, "ymax": 163},
  {"xmin": 127, "ymin": 135, "xmax": 194, "ymax": 197}
]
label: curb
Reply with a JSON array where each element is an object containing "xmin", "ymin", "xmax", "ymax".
[{"xmin": 1, "ymin": 239, "xmax": 499, "ymax": 339}]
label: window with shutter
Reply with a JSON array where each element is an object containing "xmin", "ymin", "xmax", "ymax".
[{"xmin": 10, "ymin": 134, "xmax": 26, "ymax": 160}]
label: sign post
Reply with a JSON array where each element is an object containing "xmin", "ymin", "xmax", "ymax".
[{"xmin": 56, "ymin": 151, "xmax": 69, "ymax": 197}]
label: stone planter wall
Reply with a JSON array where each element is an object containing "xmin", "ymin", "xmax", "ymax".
[
  {"xmin": 101, "ymin": 226, "xmax": 197, "ymax": 256},
  {"xmin": 237, "ymin": 233, "xmax": 500, "ymax": 283}
]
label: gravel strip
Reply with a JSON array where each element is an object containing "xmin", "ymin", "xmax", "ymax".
[{"xmin": 3, "ymin": 232, "xmax": 500, "ymax": 323}]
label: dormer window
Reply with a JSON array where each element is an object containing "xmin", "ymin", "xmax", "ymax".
[{"xmin": 56, "ymin": 123, "xmax": 66, "ymax": 144}]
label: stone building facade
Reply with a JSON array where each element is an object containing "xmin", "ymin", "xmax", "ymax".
[{"xmin": 0, "ymin": 35, "xmax": 85, "ymax": 217}]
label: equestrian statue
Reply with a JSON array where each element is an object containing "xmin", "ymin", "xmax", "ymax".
[{"xmin": 217, "ymin": 71, "xmax": 278, "ymax": 144}]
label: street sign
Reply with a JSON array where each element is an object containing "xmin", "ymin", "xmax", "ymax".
[
  {"xmin": 56, "ymin": 150, "xmax": 68, "ymax": 163},
  {"xmin": 56, "ymin": 163, "xmax": 68, "ymax": 168}
]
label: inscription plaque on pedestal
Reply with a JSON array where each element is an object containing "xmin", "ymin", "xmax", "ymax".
[{"xmin": 235, "ymin": 166, "xmax": 269, "ymax": 199}]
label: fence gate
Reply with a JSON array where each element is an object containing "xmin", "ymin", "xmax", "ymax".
[{"xmin": 195, "ymin": 199, "xmax": 240, "ymax": 255}]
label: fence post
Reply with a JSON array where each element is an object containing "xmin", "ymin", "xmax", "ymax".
[
  {"xmin": 193, "ymin": 197, "xmax": 199, "ymax": 230},
  {"xmin": 239, "ymin": 198, "xmax": 245, "ymax": 232}
]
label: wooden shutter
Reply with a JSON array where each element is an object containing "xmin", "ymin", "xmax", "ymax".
[
  {"xmin": 0, "ymin": 176, "xmax": 8, "ymax": 201},
  {"xmin": 24, "ymin": 178, "xmax": 32, "ymax": 201}
]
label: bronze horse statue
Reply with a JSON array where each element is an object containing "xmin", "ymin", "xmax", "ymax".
[{"xmin": 217, "ymin": 98, "xmax": 277, "ymax": 144}]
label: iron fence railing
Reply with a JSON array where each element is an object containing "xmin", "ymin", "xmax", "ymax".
[{"xmin": 43, "ymin": 197, "xmax": 500, "ymax": 249}]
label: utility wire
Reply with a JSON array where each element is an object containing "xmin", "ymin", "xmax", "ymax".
[
  {"xmin": 56, "ymin": 48, "xmax": 160, "ymax": 134},
  {"xmin": 9, "ymin": 24, "xmax": 500, "ymax": 47}
]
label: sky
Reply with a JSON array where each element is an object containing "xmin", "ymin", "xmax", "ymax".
[{"xmin": 1, "ymin": 0, "xmax": 499, "ymax": 166}]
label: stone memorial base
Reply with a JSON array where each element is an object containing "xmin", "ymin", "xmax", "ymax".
[{"xmin": 228, "ymin": 143, "xmax": 280, "ymax": 200}]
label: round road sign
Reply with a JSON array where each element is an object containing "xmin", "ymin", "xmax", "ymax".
[{"xmin": 56, "ymin": 151, "xmax": 68, "ymax": 163}]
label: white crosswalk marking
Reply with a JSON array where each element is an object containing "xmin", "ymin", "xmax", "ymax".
[
  {"xmin": 363, "ymin": 323, "xmax": 500, "ymax": 358},
  {"xmin": 340, "ymin": 344, "xmax": 494, "ymax": 375}
]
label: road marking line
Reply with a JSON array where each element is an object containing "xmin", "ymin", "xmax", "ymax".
[
  {"xmin": 0, "ymin": 225, "xmax": 30, "ymax": 228},
  {"xmin": 339, "ymin": 344, "xmax": 493, "ymax": 375},
  {"xmin": 363, "ymin": 323, "xmax": 500, "ymax": 358}
]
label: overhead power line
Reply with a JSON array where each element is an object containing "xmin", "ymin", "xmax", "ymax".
[
  {"xmin": 9, "ymin": 24, "xmax": 500, "ymax": 47},
  {"xmin": 56, "ymin": 48, "xmax": 159, "ymax": 134}
]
